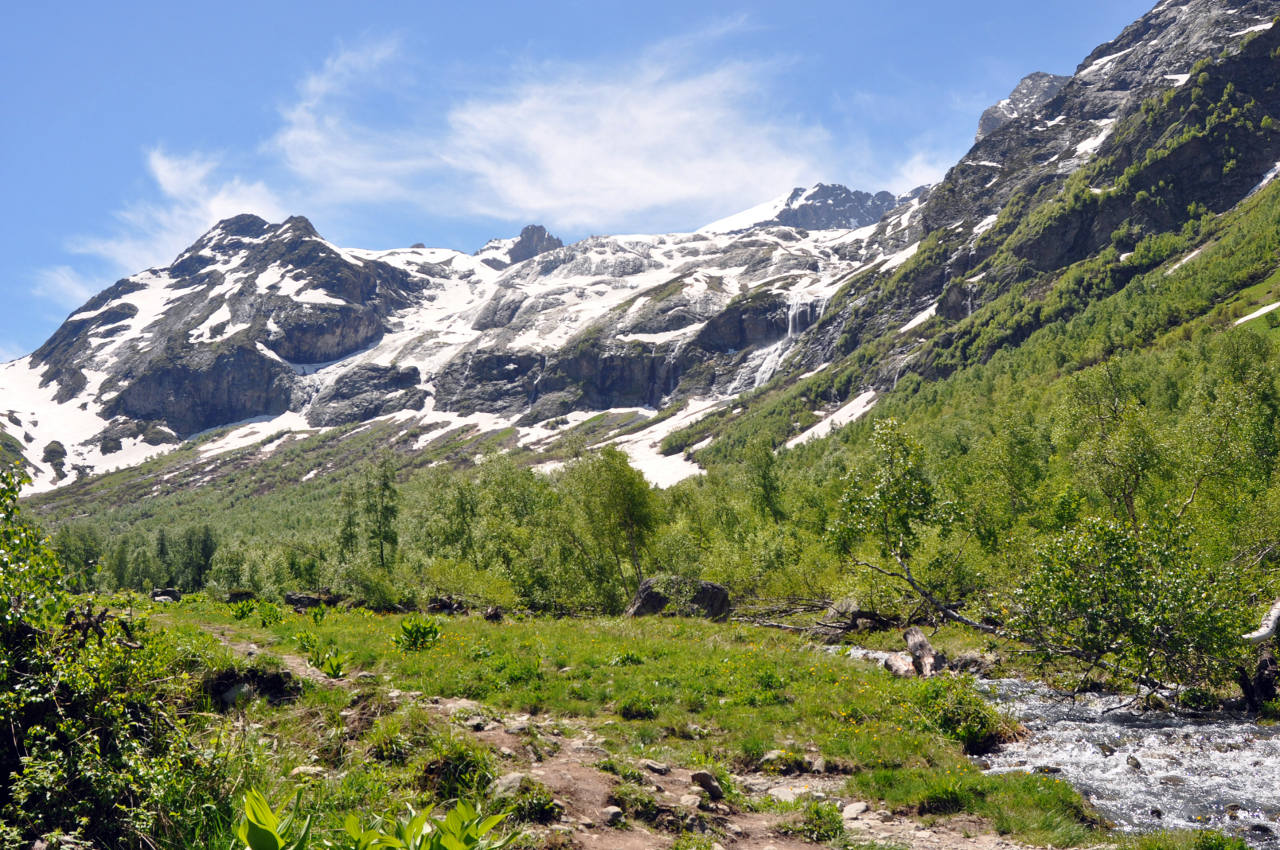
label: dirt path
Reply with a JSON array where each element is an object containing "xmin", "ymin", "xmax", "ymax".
[{"xmin": 207, "ymin": 632, "xmax": 1052, "ymax": 850}]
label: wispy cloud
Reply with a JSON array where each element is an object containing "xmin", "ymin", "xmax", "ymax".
[
  {"xmin": 30, "ymin": 149, "xmax": 285, "ymax": 313},
  {"xmin": 73, "ymin": 148, "xmax": 285, "ymax": 274},
  {"xmin": 32, "ymin": 265, "xmax": 96, "ymax": 309},
  {"xmin": 437, "ymin": 61, "xmax": 830, "ymax": 229},
  {"xmin": 35, "ymin": 25, "xmax": 963, "ymax": 316},
  {"xmin": 0, "ymin": 340, "xmax": 25, "ymax": 364},
  {"xmin": 270, "ymin": 34, "xmax": 833, "ymax": 231}
]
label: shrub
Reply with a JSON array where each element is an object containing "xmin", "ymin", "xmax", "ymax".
[
  {"xmin": 394, "ymin": 616, "xmax": 443, "ymax": 652},
  {"xmin": 915, "ymin": 675, "xmax": 1016, "ymax": 755},
  {"xmin": 780, "ymin": 799, "xmax": 844, "ymax": 843},
  {"xmin": 417, "ymin": 731, "xmax": 495, "ymax": 801}
]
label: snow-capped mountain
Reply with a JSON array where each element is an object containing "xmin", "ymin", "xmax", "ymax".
[
  {"xmin": 6, "ymin": 0, "xmax": 1280, "ymax": 494},
  {"xmin": 698, "ymin": 184, "xmax": 913, "ymax": 234},
  {"xmin": 0, "ymin": 182, "xmax": 924, "ymax": 491}
]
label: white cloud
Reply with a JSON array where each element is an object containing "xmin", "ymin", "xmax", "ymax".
[
  {"xmin": 270, "ymin": 37, "xmax": 833, "ymax": 231},
  {"xmin": 32, "ymin": 265, "xmax": 96, "ymax": 309},
  {"xmin": 438, "ymin": 61, "xmax": 830, "ymax": 230},
  {"xmin": 72, "ymin": 148, "xmax": 286, "ymax": 274},
  {"xmin": 30, "ymin": 149, "xmax": 286, "ymax": 314},
  {"xmin": 886, "ymin": 149, "xmax": 957, "ymax": 194}
]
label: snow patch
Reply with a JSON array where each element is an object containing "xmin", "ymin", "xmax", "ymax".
[
  {"xmin": 1246, "ymin": 161, "xmax": 1280, "ymax": 199},
  {"xmin": 618, "ymin": 323, "xmax": 705, "ymax": 345},
  {"xmin": 607, "ymin": 397, "xmax": 724, "ymax": 487},
  {"xmin": 1230, "ymin": 21, "xmax": 1275, "ymax": 37},
  {"xmin": 898, "ymin": 301, "xmax": 939, "ymax": 335},
  {"xmin": 1165, "ymin": 245, "xmax": 1206, "ymax": 276},
  {"xmin": 698, "ymin": 191, "xmax": 791, "ymax": 234},
  {"xmin": 1078, "ymin": 47, "xmax": 1134, "ymax": 78},
  {"xmin": 785, "ymin": 390, "xmax": 878, "ymax": 449},
  {"xmin": 1235, "ymin": 301, "xmax": 1280, "ymax": 326},
  {"xmin": 973, "ymin": 214, "xmax": 999, "ymax": 236},
  {"xmin": 1075, "ymin": 119, "xmax": 1116, "ymax": 157},
  {"xmin": 881, "ymin": 242, "xmax": 920, "ymax": 272}
]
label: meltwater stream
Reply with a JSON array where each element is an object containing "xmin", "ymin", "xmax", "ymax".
[
  {"xmin": 981, "ymin": 679, "xmax": 1280, "ymax": 844},
  {"xmin": 839, "ymin": 647, "xmax": 1280, "ymax": 844}
]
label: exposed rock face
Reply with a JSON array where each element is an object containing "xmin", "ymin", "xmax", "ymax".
[
  {"xmin": 306, "ymin": 364, "xmax": 428, "ymax": 427},
  {"xmin": 976, "ymin": 72, "xmax": 1070, "ymax": 141},
  {"xmin": 7, "ymin": 0, "xmax": 1280, "ymax": 493}
]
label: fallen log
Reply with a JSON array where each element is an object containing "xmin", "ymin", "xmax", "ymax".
[{"xmin": 1243, "ymin": 598, "xmax": 1280, "ymax": 643}]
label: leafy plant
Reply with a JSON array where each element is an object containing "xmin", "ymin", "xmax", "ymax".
[
  {"xmin": 231, "ymin": 788, "xmax": 313, "ymax": 850},
  {"xmin": 310, "ymin": 604, "xmax": 328, "ymax": 625},
  {"xmin": 779, "ymin": 798, "xmax": 844, "ymax": 843},
  {"xmin": 308, "ymin": 643, "xmax": 346, "ymax": 678},
  {"xmin": 295, "ymin": 630, "xmax": 320, "ymax": 655},
  {"xmin": 393, "ymin": 616, "xmax": 442, "ymax": 653},
  {"xmin": 231, "ymin": 599, "xmax": 256, "ymax": 620},
  {"xmin": 259, "ymin": 601, "xmax": 284, "ymax": 628}
]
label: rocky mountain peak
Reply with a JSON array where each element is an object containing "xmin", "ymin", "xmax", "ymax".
[
  {"xmin": 507, "ymin": 225, "xmax": 564, "ymax": 264},
  {"xmin": 976, "ymin": 72, "xmax": 1070, "ymax": 141},
  {"xmin": 476, "ymin": 224, "xmax": 564, "ymax": 270},
  {"xmin": 699, "ymin": 182, "xmax": 914, "ymax": 234}
]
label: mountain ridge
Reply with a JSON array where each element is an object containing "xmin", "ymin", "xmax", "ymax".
[{"xmin": 5, "ymin": 0, "xmax": 1280, "ymax": 495}]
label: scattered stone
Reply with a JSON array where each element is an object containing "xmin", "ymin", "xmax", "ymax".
[
  {"xmin": 152, "ymin": 595, "xmax": 176, "ymax": 604},
  {"xmin": 803, "ymin": 754, "xmax": 826, "ymax": 774},
  {"xmin": 465, "ymin": 715, "xmax": 488, "ymax": 731},
  {"xmin": 1097, "ymin": 742, "xmax": 1117, "ymax": 757},
  {"xmin": 680, "ymin": 794, "xmax": 702, "ymax": 809},
  {"xmin": 843, "ymin": 801, "xmax": 869, "ymax": 820},
  {"xmin": 1158, "ymin": 775, "xmax": 1187, "ymax": 786},
  {"xmin": 602, "ymin": 806, "xmax": 624, "ymax": 826},
  {"xmin": 876, "ymin": 810, "xmax": 894, "ymax": 823},
  {"xmin": 505, "ymin": 719, "xmax": 530, "ymax": 734},
  {"xmin": 1250, "ymin": 824, "xmax": 1274, "ymax": 836},
  {"xmin": 768, "ymin": 786, "xmax": 803, "ymax": 803},
  {"xmin": 1126, "ymin": 755, "xmax": 1143, "ymax": 771},
  {"xmin": 642, "ymin": 759, "xmax": 670, "ymax": 775},
  {"xmin": 689, "ymin": 770, "xmax": 724, "ymax": 800},
  {"xmin": 948, "ymin": 649, "xmax": 996, "ymax": 676},
  {"xmin": 491, "ymin": 772, "xmax": 527, "ymax": 797},
  {"xmin": 151, "ymin": 585, "xmax": 182, "ymax": 601},
  {"xmin": 1034, "ymin": 765, "xmax": 1063, "ymax": 775},
  {"xmin": 725, "ymin": 823, "xmax": 744, "ymax": 837},
  {"xmin": 484, "ymin": 606, "xmax": 504, "ymax": 622},
  {"xmin": 883, "ymin": 652, "xmax": 916, "ymax": 678},
  {"xmin": 1151, "ymin": 809, "xmax": 1163, "ymax": 819}
]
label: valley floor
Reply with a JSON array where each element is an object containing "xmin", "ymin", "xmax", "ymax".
[{"xmin": 154, "ymin": 596, "xmax": 1109, "ymax": 850}]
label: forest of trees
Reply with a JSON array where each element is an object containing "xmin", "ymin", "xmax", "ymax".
[{"xmin": 41, "ymin": 323, "xmax": 1280, "ymax": 696}]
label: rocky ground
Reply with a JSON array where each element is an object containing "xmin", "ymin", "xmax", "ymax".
[{"xmin": 215, "ymin": 628, "xmax": 1053, "ymax": 850}]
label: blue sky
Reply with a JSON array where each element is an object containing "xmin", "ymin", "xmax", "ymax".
[{"xmin": 0, "ymin": 0, "xmax": 1153, "ymax": 359}]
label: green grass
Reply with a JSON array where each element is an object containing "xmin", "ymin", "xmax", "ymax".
[{"xmin": 156, "ymin": 595, "xmax": 1102, "ymax": 846}]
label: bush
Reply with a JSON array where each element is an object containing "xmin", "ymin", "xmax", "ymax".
[
  {"xmin": 417, "ymin": 731, "xmax": 495, "ymax": 801},
  {"xmin": 915, "ymin": 675, "xmax": 1016, "ymax": 755},
  {"xmin": 0, "ymin": 465, "xmax": 230, "ymax": 846},
  {"xmin": 393, "ymin": 616, "xmax": 443, "ymax": 652}
]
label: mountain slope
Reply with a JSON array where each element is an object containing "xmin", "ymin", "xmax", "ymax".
[{"xmin": 6, "ymin": 0, "xmax": 1280, "ymax": 499}]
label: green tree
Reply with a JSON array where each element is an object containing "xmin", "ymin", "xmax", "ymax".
[
  {"xmin": 562, "ymin": 447, "xmax": 657, "ymax": 591},
  {"xmin": 834, "ymin": 419, "xmax": 983, "ymax": 629},
  {"xmin": 364, "ymin": 453, "xmax": 400, "ymax": 572},
  {"xmin": 1013, "ymin": 518, "xmax": 1246, "ymax": 690},
  {"xmin": 336, "ymin": 483, "xmax": 361, "ymax": 567}
]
